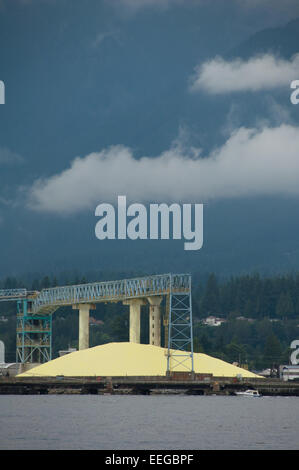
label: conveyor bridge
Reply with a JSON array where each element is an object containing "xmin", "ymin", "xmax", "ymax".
[{"xmin": 0, "ymin": 273, "xmax": 194, "ymax": 373}]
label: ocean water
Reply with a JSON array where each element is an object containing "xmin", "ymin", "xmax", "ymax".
[{"xmin": 0, "ymin": 395, "xmax": 298, "ymax": 450}]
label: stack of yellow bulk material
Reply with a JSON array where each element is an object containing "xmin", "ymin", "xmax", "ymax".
[{"xmin": 17, "ymin": 342, "xmax": 261, "ymax": 378}]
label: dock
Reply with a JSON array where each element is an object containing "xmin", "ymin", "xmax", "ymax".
[{"xmin": 1, "ymin": 375, "xmax": 299, "ymax": 396}]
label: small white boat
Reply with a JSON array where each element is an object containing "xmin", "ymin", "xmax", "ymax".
[{"xmin": 235, "ymin": 389, "xmax": 261, "ymax": 397}]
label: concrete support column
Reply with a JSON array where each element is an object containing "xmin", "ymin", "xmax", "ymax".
[
  {"xmin": 147, "ymin": 296, "xmax": 163, "ymax": 347},
  {"xmin": 123, "ymin": 299, "xmax": 146, "ymax": 343},
  {"xmin": 72, "ymin": 303, "xmax": 96, "ymax": 350}
]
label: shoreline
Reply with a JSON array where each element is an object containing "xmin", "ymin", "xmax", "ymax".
[{"xmin": 1, "ymin": 376, "xmax": 299, "ymax": 396}]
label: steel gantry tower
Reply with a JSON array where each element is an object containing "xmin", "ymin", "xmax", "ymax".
[
  {"xmin": 0, "ymin": 289, "xmax": 52, "ymax": 364},
  {"xmin": 0, "ymin": 273, "xmax": 194, "ymax": 373},
  {"xmin": 16, "ymin": 297, "xmax": 52, "ymax": 364},
  {"xmin": 166, "ymin": 275, "xmax": 194, "ymax": 374}
]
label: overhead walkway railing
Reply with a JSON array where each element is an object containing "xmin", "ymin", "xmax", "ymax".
[
  {"xmin": 0, "ymin": 288, "xmax": 28, "ymax": 301},
  {"xmin": 31, "ymin": 273, "xmax": 190, "ymax": 314}
]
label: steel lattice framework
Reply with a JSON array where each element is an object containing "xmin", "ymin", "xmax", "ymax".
[
  {"xmin": 0, "ymin": 273, "xmax": 194, "ymax": 371},
  {"xmin": 0, "ymin": 289, "xmax": 28, "ymax": 301},
  {"xmin": 16, "ymin": 299, "xmax": 52, "ymax": 364},
  {"xmin": 167, "ymin": 275, "xmax": 194, "ymax": 373},
  {"xmin": 31, "ymin": 273, "xmax": 190, "ymax": 314}
]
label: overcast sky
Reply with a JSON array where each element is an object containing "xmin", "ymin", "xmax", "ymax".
[
  {"xmin": 1, "ymin": 0, "xmax": 299, "ymax": 215},
  {"xmin": 1, "ymin": 0, "xmax": 299, "ymax": 275}
]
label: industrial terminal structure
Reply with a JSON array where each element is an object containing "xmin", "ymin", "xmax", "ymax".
[
  {"xmin": 3, "ymin": 273, "xmax": 299, "ymax": 395},
  {"xmin": 0, "ymin": 273, "xmax": 194, "ymax": 374}
]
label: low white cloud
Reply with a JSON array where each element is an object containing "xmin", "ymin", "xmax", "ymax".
[
  {"xmin": 92, "ymin": 30, "xmax": 121, "ymax": 48},
  {"xmin": 234, "ymin": 0, "xmax": 299, "ymax": 12},
  {"xmin": 2, "ymin": 0, "xmax": 56, "ymax": 5},
  {"xmin": 110, "ymin": 0, "xmax": 198, "ymax": 12},
  {"xmin": 190, "ymin": 54, "xmax": 299, "ymax": 94},
  {"xmin": 116, "ymin": 0, "xmax": 183, "ymax": 8},
  {"xmin": 27, "ymin": 124, "xmax": 299, "ymax": 214},
  {"xmin": 0, "ymin": 147, "xmax": 23, "ymax": 165}
]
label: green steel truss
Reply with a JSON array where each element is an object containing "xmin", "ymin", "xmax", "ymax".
[{"xmin": 16, "ymin": 299, "xmax": 52, "ymax": 364}]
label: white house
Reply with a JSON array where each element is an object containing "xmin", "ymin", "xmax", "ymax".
[{"xmin": 202, "ymin": 316, "xmax": 226, "ymax": 327}]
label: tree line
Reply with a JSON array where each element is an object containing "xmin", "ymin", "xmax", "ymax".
[
  {"xmin": 0, "ymin": 271, "xmax": 299, "ymax": 370},
  {"xmin": 193, "ymin": 272, "xmax": 299, "ymax": 319}
]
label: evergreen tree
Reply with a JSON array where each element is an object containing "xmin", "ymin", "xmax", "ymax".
[
  {"xmin": 31, "ymin": 279, "xmax": 40, "ymax": 291},
  {"xmin": 225, "ymin": 340, "xmax": 247, "ymax": 364},
  {"xmin": 41, "ymin": 276, "xmax": 51, "ymax": 289},
  {"xmin": 199, "ymin": 273, "xmax": 221, "ymax": 317},
  {"xmin": 263, "ymin": 334, "xmax": 282, "ymax": 368},
  {"xmin": 276, "ymin": 292, "xmax": 294, "ymax": 318},
  {"xmin": 193, "ymin": 337, "xmax": 204, "ymax": 353}
]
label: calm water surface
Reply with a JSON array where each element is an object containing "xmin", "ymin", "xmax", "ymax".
[{"xmin": 0, "ymin": 395, "xmax": 298, "ymax": 450}]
